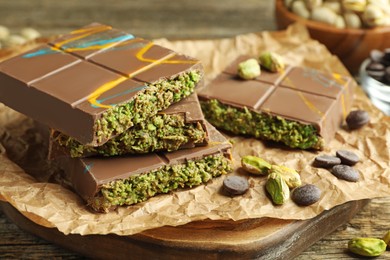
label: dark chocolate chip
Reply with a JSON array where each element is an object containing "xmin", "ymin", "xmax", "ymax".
[
  {"xmin": 385, "ymin": 66, "xmax": 390, "ymax": 83},
  {"xmin": 370, "ymin": 49, "xmax": 384, "ymax": 62},
  {"xmin": 367, "ymin": 62, "xmax": 385, "ymax": 71},
  {"xmin": 366, "ymin": 62, "xmax": 385, "ymax": 81},
  {"xmin": 367, "ymin": 70, "xmax": 385, "ymax": 81},
  {"xmin": 383, "ymin": 48, "xmax": 390, "ymax": 61},
  {"xmin": 291, "ymin": 184, "xmax": 321, "ymax": 206},
  {"xmin": 336, "ymin": 150, "xmax": 360, "ymax": 166},
  {"xmin": 346, "ymin": 110, "xmax": 370, "ymax": 130},
  {"xmin": 313, "ymin": 155, "xmax": 341, "ymax": 168},
  {"xmin": 223, "ymin": 176, "xmax": 249, "ymax": 195},
  {"xmin": 331, "ymin": 165, "xmax": 359, "ymax": 182}
]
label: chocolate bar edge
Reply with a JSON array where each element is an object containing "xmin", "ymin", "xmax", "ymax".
[
  {"xmin": 50, "ymin": 93, "xmax": 210, "ymax": 158},
  {"xmin": 54, "ymin": 122, "xmax": 232, "ymax": 212}
]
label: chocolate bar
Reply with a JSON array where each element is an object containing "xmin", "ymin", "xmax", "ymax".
[
  {"xmin": 198, "ymin": 55, "xmax": 355, "ymax": 149},
  {"xmin": 50, "ymin": 93, "xmax": 209, "ymax": 158},
  {"xmin": 53, "ymin": 122, "xmax": 232, "ymax": 212},
  {"xmin": 0, "ymin": 23, "xmax": 203, "ymax": 146}
]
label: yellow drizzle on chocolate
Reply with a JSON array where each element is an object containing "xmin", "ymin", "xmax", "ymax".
[
  {"xmin": 55, "ymin": 26, "xmax": 198, "ymax": 109},
  {"xmin": 332, "ymin": 73, "xmax": 349, "ymax": 119},
  {"xmin": 282, "ymin": 75, "xmax": 325, "ymax": 119}
]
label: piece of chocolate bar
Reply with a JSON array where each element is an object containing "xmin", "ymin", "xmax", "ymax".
[
  {"xmin": 198, "ymin": 55, "xmax": 355, "ymax": 149},
  {"xmin": 53, "ymin": 123, "xmax": 232, "ymax": 212},
  {"xmin": 50, "ymin": 93, "xmax": 209, "ymax": 158},
  {"xmin": 0, "ymin": 23, "xmax": 203, "ymax": 146}
]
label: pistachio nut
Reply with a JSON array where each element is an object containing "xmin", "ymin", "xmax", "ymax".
[
  {"xmin": 348, "ymin": 237, "xmax": 387, "ymax": 257},
  {"xmin": 259, "ymin": 52, "xmax": 285, "ymax": 72},
  {"xmin": 0, "ymin": 25, "xmax": 10, "ymax": 41},
  {"xmin": 304, "ymin": 0, "xmax": 323, "ymax": 10},
  {"xmin": 291, "ymin": 0, "xmax": 311, "ymax": 19},
  {"xmin": 265, "ymin": 172, "xmax": 290, "ymax": 205},
  {"xmin": 323, "ymin": 1, "xmax": 342, "ymax": 14},
  {"xmin": 368, "ymin": 0, "xmax": 390, "ymax": 15},
  {"xmin": 311, "ymin": 6, "xmax": 338, "ymax": 26},
  {"xmin": 241, "ymin": 155, "xmax": 272, "ymax": 175},
  {"xmin": 334, "ymin": 15, "xmax": 346, "ymax": 28},
  {"xmin": 384, "ymin": 16, "xmax": 390, "ymax": 26},
  {"xmin": 342, "ymin": 0, "xmax": 367, "ymax": 13},
  {"xmin": 383, "ymin": 230, "xmax": 390, "ymax": 246},
  {"xmin": 270, "ymin": 165, "xmax": 302, "ymax": 189},
  {"xmin": 237, "ymin": 58, "xmax": 261, "ymax": 80},
  {"xmin": 363, "ymin": 4, "xmax": 387, "ymax": 27},
  {"xmin": 344, "ymin": 11, "xmax": 363, "ymax": 28},
  {"xmin": 3, "ymin": 35, "xmax": 27, "ymax": 48},
  {"xmin": 20, "ymin": 28, "xmax": 41, "ymax": 41}
]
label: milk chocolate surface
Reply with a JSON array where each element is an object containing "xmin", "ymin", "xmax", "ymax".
[
  {"xmin": 198, "ymin": 55, "xmax": 355, "ymax": 144},
  {"xmin": 55, "ymin": 123, "xmax": 232, "ymax": 203},
  {"xmin": 0, "ymin": 23, "xmax": 202, "ymax": 146}
]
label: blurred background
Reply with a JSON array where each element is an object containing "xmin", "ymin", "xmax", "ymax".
[{"xmin": 0, "ymin": 0, "xmax": 275, "ymax": 39}]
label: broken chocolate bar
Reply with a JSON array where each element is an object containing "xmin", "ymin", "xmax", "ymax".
[
  {"xmin": 50, "ymin": 93, "xmax": 209, "ymax": 158},
  {"xmin": 53, "ymin": 123, "xmax": 232, "ymax": 212},
  {"xmin": 0, "ymin": 23, "xmax": 203, "ymax": 146},
  {"xmin": 198, "ymin": 55, "xmax": 355, "ymax": 149}
]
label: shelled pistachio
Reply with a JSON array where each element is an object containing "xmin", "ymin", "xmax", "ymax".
[
  {"xmin": 241, "ymin": 155, "xmax": 272, "ymax": 175},
  {"xmin": 266, "ymin": 172, "xmax": 290, "ymax": 205},
  {"xmin": 348, "ymin": 237, "xmax": 387, "ymax": 257},
  {"xmin": 259, "ymin": 51, "xmax": 285, "ymax": 72},
  {"xmin": 237, "ymin": 58, "xmax": 261, "ymax": 80}
]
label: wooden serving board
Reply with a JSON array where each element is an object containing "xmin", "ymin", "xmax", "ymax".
[{"xmin": 1, "ymin": 200, "xmax": 368, "ymax": 259}]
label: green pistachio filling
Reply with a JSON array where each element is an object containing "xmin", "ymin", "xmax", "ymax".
[
  {"xmin": 200, "ymin": 99, "xmax": 324, "ymax": 150},
  {"xmin": 94, "ymin": 70, "xmax": 201, "ymax": 143},
  {"xmin": 56, "ymin": 114, "xmax": 207, "ymax": 157},
  {"xmin": 89, "ymin": 153, "xmax": 232, "ymax": 212}
]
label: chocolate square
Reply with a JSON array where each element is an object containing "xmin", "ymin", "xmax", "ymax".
[
  {"xmin": 198, "ymin": 73, "xmax": 275, "ymax": 109},
  {"xmin": 49, "ymin": 23, "xmax": 135, "ymax": 59},
  {"xmin": 0, "ymin": 45, "xmax": 79, "ymax": 84},
  {"xmin": 88, "ymin": 39, "xmax": 174, "ymax": 77}
]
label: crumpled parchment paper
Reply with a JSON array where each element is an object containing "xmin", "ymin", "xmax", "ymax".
[{"xmin": 0, "ymin": 23, "xmax": 389, "ymax": 236}]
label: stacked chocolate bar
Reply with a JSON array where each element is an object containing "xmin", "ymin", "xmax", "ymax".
[
  {"xmin": 0, "ymin": 23, "xmax": 233, "ymax": 212},
  {"xmin": 198, "ymin": 55, "xmax": 356, "ymax": 150}
]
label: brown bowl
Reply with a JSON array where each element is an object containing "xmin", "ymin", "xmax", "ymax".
[{"xmin": 275, "ymin": 0, "xmax": 390, "ymax": 74}]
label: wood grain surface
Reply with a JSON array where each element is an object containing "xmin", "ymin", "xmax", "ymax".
[
  {"xmin": 0, "ymin": 1, "xmax": 389, "ymax": 259},
  {"xmin": 0, "ymin": 0, "xmax": 275, "ymax": 39}
]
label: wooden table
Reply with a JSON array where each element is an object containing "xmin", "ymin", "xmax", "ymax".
[{"xmin": 0, "ymin": 1, "xmax": 389, "ymax": 259}]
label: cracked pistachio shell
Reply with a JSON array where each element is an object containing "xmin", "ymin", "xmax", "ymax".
[
  {"xmin": 323, "ymin": 1, "xmax": 342, "ymax": 14},
  {"xmin": 3, "ymin": 35, "xmax": 27, "ymax": 47},
  {"xmin": 304, "ymin": 0, "xmax": 323, "ymax": 10},
  {"xmin": 259, "ymin": 52, "xmax": 285, "ymax": 72},
  {"xmin": 344, "ymin": 12, "xmax": 363, "ymax": 28},
  {"xmin": 335, "ymin": 15, "xmax": 346, "ymax": 28},
  {"xmin": 383, "ymin": 231, "xmax": 390, "ymax": 246},
  {"xmin": 271, "ymin": 165, "xmax": 302, "ymax": 189},
  {"xmin": 342, "ymin": 0, "xmax": 367, "ymax": 13},
  {"xmin": 266, "ymin": 172, "xmax": 290, "ymax": 205},
  {"xmin": 20, "ymin": 28, "xmax": 41, "ymax": 41},
  {"xmin": 384, "ymin": 16, "xmax": 390, "ymax": 25},
  {"xmin": 311, "ymin": 6, "xmax": 338, "ymax": 25},
  {"xmin": 237, "ymin": 58, "xmax": 261, "ymax": 80},
  {"xmin": 368, "ymin": 0, "xmax": 390, "ymax": 13},
  {"xmin": 348, "ymin": 237, "xmax": 387, "ymax": 257},
  {"xmin": 0, "ymin": 25, "xmax": 10, "ymax": 41},
  {"xmin": 241, "ymin": 155, "xmax": 272, "ymax": 175},
  {"xmin": 291, "ymin": 0, "xmax": 311, "ymax": 19},
  {"xmin": 363, "ymin": 4, "xmax": 387, "ymax": 27}
]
